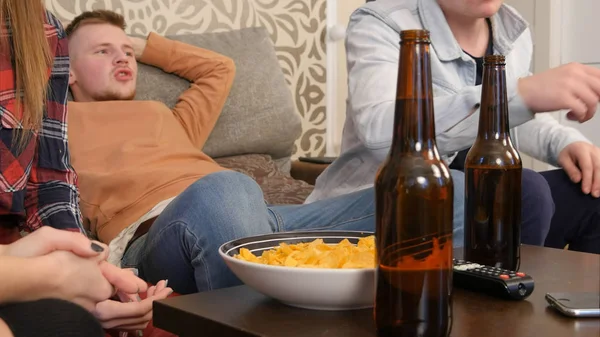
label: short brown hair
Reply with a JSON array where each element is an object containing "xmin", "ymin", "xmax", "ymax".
[{"xmin": 65, "ymin": 9, "xmax": 126, "ymax": 37}]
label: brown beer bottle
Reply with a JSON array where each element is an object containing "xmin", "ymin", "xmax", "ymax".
[
  {"xmin": 374, "ymin": 29, "xmax": 453, "ymax": 337},
  {"xmin": 464, "ymin": 55, "xmax": 522, "ymax": 271}
]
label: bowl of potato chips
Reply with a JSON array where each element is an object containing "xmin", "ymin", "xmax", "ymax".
[{"xmin": 219, "ymin": 231, "xmax": 376, "ymax": 311}]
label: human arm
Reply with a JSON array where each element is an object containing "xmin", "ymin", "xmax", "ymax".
[
  {"xmin": 0, "ymin": 227, "xmax": 150, "ymax": 311},
  {"xmin": 0, "ymin": 252, "xmax": 121, "ymax": 312},
  {"xmin": 136, "ymin": 33, "xmax": 236, "ymax": 148},
  {"xmin": 0, "ymin": 318, "xmax": 12, "ymax": 337},
  {"xmin": 346, "ymin": 10, "xmax": 600, "ymax": 157},
  {"xmin": 1, "ymin": 224, "xmax": 167, "ymax": 332},
  {"xmin": 23, "ymin": 12, "xmax": 85, "ymax": 234},
  {"xmin": 0, "ymin": 226, "xmax": 104, "ymax": 258},
  {"xmin": 0, "ymin": 228, "xmax": 100, "ymax": 306},
  {"xmin": 557, "ymin": 141, "xmax": 600, "ymax": 198},
  {"xmin": 344, "ymin": 12, "xmax": 535, "ymax": 156},
  {"xmin": 514, "ymin": 116, "xmax": 600, "ymax": 197},
  {"xmin": 513, "ymin": 114, "xmax": 591, "ymax": 167},
  {"xmin": 0, "ymin": 255, "xmax": 152, "ymax": 317},
  {"xmin": 0, "ymin": 255, "xmax": 64, "ymax": 305}
]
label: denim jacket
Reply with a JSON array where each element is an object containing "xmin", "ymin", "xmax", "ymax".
[{"xmin": 306, "ymin": 0, "xmax": 589, "ymax": 203}]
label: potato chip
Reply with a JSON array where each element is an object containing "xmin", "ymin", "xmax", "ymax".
[{"xmin": 234, "ymin": 236, "xmax": 376, "ymax": 269}]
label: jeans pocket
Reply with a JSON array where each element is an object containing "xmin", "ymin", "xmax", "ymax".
[{"xmin": 120, "ymin": 235, "xmax": 148, "ymax": 268}]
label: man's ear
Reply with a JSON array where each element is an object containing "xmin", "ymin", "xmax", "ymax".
[{"xmin": 69, "ymin": 69, "xmax": 76, "ymax": 85}]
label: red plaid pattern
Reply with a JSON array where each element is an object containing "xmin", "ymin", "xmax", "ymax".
[{"xmin": 0, "ymin": 10, "xmax": 84, "ymax": 243}]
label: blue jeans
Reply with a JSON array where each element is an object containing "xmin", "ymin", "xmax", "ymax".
[{"xmin": 122, "ymin": 170, "xmax": 465, "ymax": 294}]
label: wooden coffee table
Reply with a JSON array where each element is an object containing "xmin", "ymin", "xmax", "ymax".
[{"xmin": 154, "ymin": 245, "xmax": 600, "ymax": 337}]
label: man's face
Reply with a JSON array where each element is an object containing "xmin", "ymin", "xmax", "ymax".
[
  {"xmin": 69, "ymin": 23, "xmax": 137, "ymax": 102},
  {"xmin": 438, "ymin": 0, "xmax": 503, "ymax": 19}
]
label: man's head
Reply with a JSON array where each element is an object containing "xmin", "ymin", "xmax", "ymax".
[
  {"xmin": 66, "ymin": 10, "xmax": 137, "ymax": 102},
  {"xmin": 437, "ymin": 0, "xmax": 503, "ymax": 20}
]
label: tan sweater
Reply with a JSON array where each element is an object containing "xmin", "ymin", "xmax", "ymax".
[{"xmin": 68, "ymin": 33, "xmax": 235, "ymax": 243}]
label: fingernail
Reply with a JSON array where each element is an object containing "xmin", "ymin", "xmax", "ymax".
[
  {"xmin": 131, "ymin": 268, "xmax": 139, "ymax": 276},
  {"xmin": 593, "ymin": 190, "xmax": 600, "ymax": 198},
  {"xmin": 91, "ymin": 242, "xmax": 104, "ymax": 252},
  {"xmin": 168, "ymin": 289, "xmax": 174, "ymax": 296},
  {"xmin": 164, "ymin": 279, "xmax": 169, "ymax": 287},
  {"xmin": 136, "ymin": 294, "xmax": 142, "ymax": 302},
  {"xmin": 137, "ymin": 330, "xmax": 144, "ymax": 337}
]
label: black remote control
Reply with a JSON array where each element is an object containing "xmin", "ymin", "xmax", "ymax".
[{"xmin": 453, "ymin": 259, "xmax": 535, "ymax": 300}]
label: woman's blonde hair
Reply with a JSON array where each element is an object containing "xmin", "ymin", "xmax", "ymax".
[{"xmin": 0, "ymin": 0, "xmax": 53, "ymax": 148}]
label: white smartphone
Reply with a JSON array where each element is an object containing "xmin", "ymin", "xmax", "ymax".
[{"xmin": 545, "ymin": 292, "xmax": 600, "ymax": 318}]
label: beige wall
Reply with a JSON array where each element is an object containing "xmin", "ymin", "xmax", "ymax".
[{"xmin": 332, "ymin": 0, "xmax": 364, "ymax": 154}]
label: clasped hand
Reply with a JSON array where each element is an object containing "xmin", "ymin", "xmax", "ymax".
[{"xmin": 0, "ymin": 227, "xmax": 172, "ymax": 331}]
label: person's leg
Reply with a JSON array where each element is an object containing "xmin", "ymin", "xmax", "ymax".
[
  {"xmin": 269, "ymin": 169, "xmax": 466, "ymax": 248},
  {"xmin": 126, "ymin": 171, "xmax": 275, "ymax": 294},
  {"xmin": 0, "ymin": 299, "xmax": 104, "ymax": 337},
  {"xmin": 541, "ymin": 169, "xmax": 600, "ymax": 254},
  {"xmin": 453, "ymin": 169, "xmax": 466, "ymax": 247},
  {"xmin": 450, "ymin": 167, "xmax": 553, "ymax": 246},
  {"xmin": 520, "ymin": 169, "xmax": 555, "ymax": 246},
  {"xmin": 124, "ymin": 169, "xmax": 465, "ymax": 295}
]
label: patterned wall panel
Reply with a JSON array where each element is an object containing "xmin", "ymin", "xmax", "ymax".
[{"xmin": 46, "ymin": 0, "xmax": 327, "ymax": 157}]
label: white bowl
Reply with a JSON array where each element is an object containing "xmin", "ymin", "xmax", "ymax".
[{"xmin": 219, "ymin": 231, "xmax": 375, "ymax": 311}]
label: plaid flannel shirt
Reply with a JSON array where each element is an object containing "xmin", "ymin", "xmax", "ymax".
[{"xmin": 0, "ymin": 10, "xmax": 84, "ymax": 243}]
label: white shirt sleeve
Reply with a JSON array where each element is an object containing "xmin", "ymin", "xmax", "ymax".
[{"xmin": 345, "ymin": 12, "xmax": 535, "ymax": 156}]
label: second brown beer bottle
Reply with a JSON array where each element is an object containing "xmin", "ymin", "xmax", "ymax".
[
  {"xmin": 374, "ymin": 29, "xmax": 454, "ymax": 337},
  {"xmin": 464, "ymin": 55, "xmax": 522, "ymax": 271}
]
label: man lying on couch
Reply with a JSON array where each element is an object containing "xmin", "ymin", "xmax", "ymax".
[{"xmin": 65, "ymin": 9, "xmax": 394, "ymax": 295}]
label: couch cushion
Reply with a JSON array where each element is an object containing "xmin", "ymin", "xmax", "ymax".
[
  {"xmin": 134, "ymin": 27, "xmax": 302, "ymax": 172},
  {"xmin": 214, "ymin": 154, "xmax": 313, "ymax": 205}
]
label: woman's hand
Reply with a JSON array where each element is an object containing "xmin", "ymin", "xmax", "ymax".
[
  {"xmin": 38, "ymin": 250, "xmax": 114, "ymax": 311},
  {"xmin": 30, "ymin": 249, "xmax": 148, "ymax": 312},
  {"xmin": 2, "ymin": 227, "xmax": 106, "ymax": 259},
  {"xmin": 94, "ymin": 279, "xmax": 172, "ymax": 331}
]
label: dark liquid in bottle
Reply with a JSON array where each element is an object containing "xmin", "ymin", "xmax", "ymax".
[
  {"xmin": 464, "ymin": 166, "xmax": 521, "ymax": 271},
  {"xmin": 375, "ymin": 29, "xmax": 453, "ymax": 337},
  {"xmin": 375, "ymin": 236, "xmax": 453, "ymax": 337}
]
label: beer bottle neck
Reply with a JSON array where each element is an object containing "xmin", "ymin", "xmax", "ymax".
[
  {"xmin": 477, "ymin": 64, "xmax": 510, "ymax": 140},
  {"xmin": 392, "ymin": 99, "xmax": 437, "ymax": 153},
  {"xmin": 392, "ymin": 41, "xmax": 437, "ymax": 154}
]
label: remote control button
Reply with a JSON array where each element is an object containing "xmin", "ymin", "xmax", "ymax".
[
  {"xmin": 516, "ymin": 272, "xmax": 525, "ymax": 277},
  {"xmin": 499, "ymin": 274, "xmax": 509, "ymax": 280}
]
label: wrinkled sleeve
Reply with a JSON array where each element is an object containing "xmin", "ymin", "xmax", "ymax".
[{"xmin": 24, "ymin": 11, "xmax": 84, "ymax": 233}]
